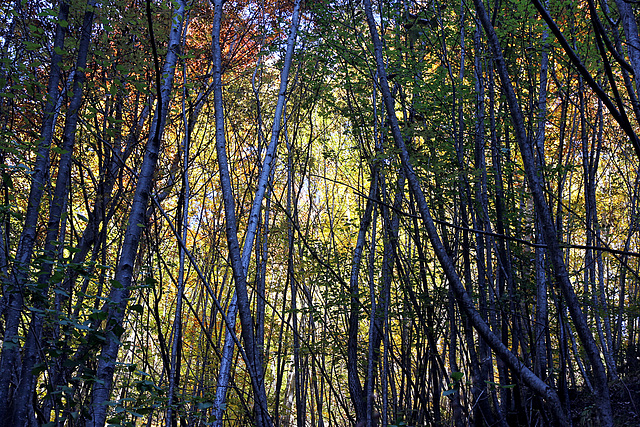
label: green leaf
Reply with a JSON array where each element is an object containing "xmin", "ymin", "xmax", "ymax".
[
  {"xmin": 112, "ymin": 323, "xmax": 125, "ymax": 337},
  {"xmin": 142, "ymin": 277, "xmax": 157, "ymax": 288},
  {"xmin": 25, "ymin": 41, "xmax": 41, "ymax": 51},
  {"xmin": 1, "ymin": 171, "xmax": 13, "ymax": 188},
  {"xmin": 89, "ymin": 309, "xmax": 108, "ymax": 321},
  {"xmin": 31, "ymin": 363, "xmax": 46, "ymax": 376},
  {"xmin": 197, "ymin": 401, "xmax": 214, "ymax": 410},
  {"xmin": 53, "ymin": 289, "xmax": 70, "ymax": 297}
]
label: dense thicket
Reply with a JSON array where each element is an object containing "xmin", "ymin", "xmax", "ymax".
[{"xmin": 1, "ymin": 0, "xmax": 640, "ymax": 425}]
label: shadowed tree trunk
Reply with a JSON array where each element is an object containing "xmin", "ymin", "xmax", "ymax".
[
  {"xmin": 12, "ymin": 2, "xmax": 96, "ymax": 422},
  {"xmin": 87, "ymin": 0, "xmax": 186, "ymax": 424}
]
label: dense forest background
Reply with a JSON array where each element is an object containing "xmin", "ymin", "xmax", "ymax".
[{"xmin": 2, "ymin": 0, "xmax": 640, "ymax": 425}]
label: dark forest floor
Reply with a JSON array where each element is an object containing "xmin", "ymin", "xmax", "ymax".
[
  {"xmin": 610, "ymin": 378, "xmax": 640, "ymax": 426},
  {"xmin": 569, "ymin": 374, "xmax": 640, "ymax": 426}
]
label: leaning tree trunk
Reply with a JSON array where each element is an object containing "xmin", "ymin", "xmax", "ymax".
[
  {"xmin": 87, "ymin": 0, "xmax": 186, "ymax": 425},
  {"xmin": 614, "ymin": 0, "xmax": 640, "ymax": 106},
  {"xmin": 11, "ymin": 3, "xmax": 96, "ymax": 424},
  {"xmin": 210, "ymin": 0, "xmax": 288, "ymax": 425},
  {"xmin": 210, "ymin": 2, "xmax": 301, "ymax": 424}
]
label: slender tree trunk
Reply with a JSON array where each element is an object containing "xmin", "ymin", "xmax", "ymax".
[
  {"xmin": 472, "ymin": 18, "xmax": 503, "ymax": 427},
  {"xmin": 11, "ymin": 3, "xmax": 96, "ymax": 424},
  {"xmin": 87, "ymin": 0, "xmax": 186, "ymax": 424},
  {"xmin": 0, "ymin": 0, "xmax": 19, "ymax": 282},
  {"xmin": 454, "ymin": 9, "xmax": 495, "ymax": 424},
  {"xmin": 379, "ymin": 174, "xmax": 403, "ymax": 427},
  {"xmin": 598, "ymin": 0, "xmax": 640, "ymax": 128},
  {"xmin": 0, "ymin": 2, "xmax": 68, "ymax": 423},
  {"xmin": 534, "ymin": 3, "xmax": 550, "ymax": 392},
  {"xmin": 211, "ymin": 1, "xmax": 281, "ymax": 425},
  {"xmin": 284, "ymin": 123, "xmax": 306, "ymax": 427},
  {"xmin": 348, "ymin": 172, "xmax": 377, "ymax": 425},
  {"xmin": 615, "ymin": 171, "xmax": 640, "ymax": 357},
  {"xmin": 211, "ymin": 2, "xmax": 301, "ymax": 423},
  {"xmin": 167, "ymin": 31, "xmax": 192, "ymax": 425},
  {"xmin": 614, "ymin": 0, "xmax": 640, "ymax": 106}
]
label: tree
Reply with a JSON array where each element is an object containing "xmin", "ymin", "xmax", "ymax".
[{"xmin": 3, "ymin": 0, "xmax": 640, "ymax": 425}]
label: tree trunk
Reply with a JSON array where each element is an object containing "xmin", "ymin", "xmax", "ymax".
[
  {"xmin": 614, "ymin": 0, "xmax": 640, "ymax": 107},
  {"xmin": 210, "ymin": 2, "xmax": 301, "ymax": 423},
  {"xmin": 211, "ymin": 0, "xmax": 282, "ymax": 425},
  {"xmin": 0, "ymin": 2, "xmax": 69, "ymax": 423},
  {"xmin": 87, "ymin": 0, "xmax": 186, "ymax": 424},
  {"xmin": 166, "ymin": 38, "xmax": 192, "ymax": 426},
  {"xmin": 347, "ymin": 173, "xmax": 377, "ymax": 425},
  {"xmin": 12, "ymin": 3, "xmax": 96, "ymax": 424}
]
